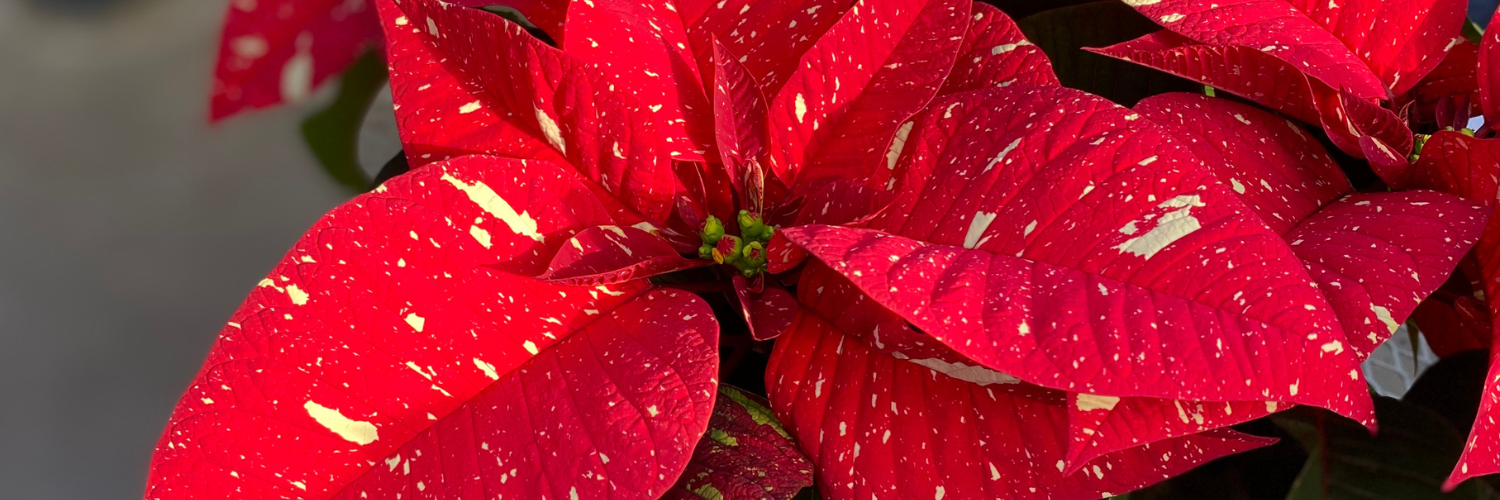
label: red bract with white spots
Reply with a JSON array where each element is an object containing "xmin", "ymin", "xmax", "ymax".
[
  {"xmin": 210, "ymin": 0, "xmax": 382, "ymax": 120},
  {"xmin": 776, "ymin": 89, "xmax": 1479, "ymax": 490},
  {"xmin": 1480, "ymin": 19, "xmax": 1500, "ymax": 126},
  {"xmin": 166, "ymin": 0, "xmax": 1500, "ymax": 497},
  {"xmin": 1391, "ymin": 21, "xmax": 1500, "ymax": 488},
  {"xmin": 1078, "ymin": 94, "xmax": 1486, "ymax": 468},
  {"xmin": 209, "ymin": 0, "xmax": 564, "ymax": 120},
  {"xmin": 1412, "ymin": 130, "xmax": 1500, "ymax": 489},
  {"xmin": 663, "ymin": 385, "xmax": 813, "ymax": 500},
  {"xmin": 144, "ymin": 156, "xmax": 720, "ymax": 499},
  {"xmin": 1095, "ymin": 0, "xmax": 1468, "ymax": 187},
  {"xmin": 1410, "ymin": 39, "xmax": 1482, "ymax": 129}
]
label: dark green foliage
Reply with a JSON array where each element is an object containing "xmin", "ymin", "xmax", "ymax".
[
  {"xmin": 301, "ymin": 50, "xmax": 386, "ymax": 193},
  {"xmin": 1275, "ymin": 397, "xmax": 1499, "ymax": 499},
  {"xmin": 1016, "ymin": 1, "xmax": 1199, "ymax": 106}
]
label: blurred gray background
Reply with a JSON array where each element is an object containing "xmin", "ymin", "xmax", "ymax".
[
  {"xmin": 1, "ymin": 0, "xmax": 1498, "ymax": 498},
  {"xmin": 0, "ymin": 0, "xmax": 397, "ymax": 497}
]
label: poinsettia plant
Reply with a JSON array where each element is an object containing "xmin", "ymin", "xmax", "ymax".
[{"xmin": 152, "ymin": 0, "xmax": 1500, "ymax": 498}]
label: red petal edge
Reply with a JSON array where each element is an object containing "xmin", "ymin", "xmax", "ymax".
[{"xmin": 145, "ymin": 156, "xmax": 719, "ymax": 499}]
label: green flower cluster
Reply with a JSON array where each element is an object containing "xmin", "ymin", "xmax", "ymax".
[{"xmin": 698, "ymin": 210, "xmax": 775, "ymax": 277}]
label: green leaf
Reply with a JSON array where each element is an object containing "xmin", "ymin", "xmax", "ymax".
[
  {"xmin": 1464, "ymin": 18, "xmax": 1484, "ymax": 46},
  {"xmin": 1275, "ymin": 397, "xmax": 1500, "ymax": 500},
  {"xmin": 301, "ymin": 50, "xmax": 386, "ymax": 193},
  {"xmin": 1285, "ymin": 435, "xmax": 1331, "ymax": 500},
  {"xmin": 1017, "ymin": 0, "xmax": 1199, "ymax": 106},
  {"xmin": 1403, "ymin": 349, "xmax": 1490, "ymax": 433}
]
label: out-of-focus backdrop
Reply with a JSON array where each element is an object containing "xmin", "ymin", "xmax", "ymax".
[
  {"xmin": 0, "ymin": 0, "xmax": 400, "ymax": 497},
  {"xmin": 1, "ymin": 0, "xmax": 1498, "ymax": 498}
]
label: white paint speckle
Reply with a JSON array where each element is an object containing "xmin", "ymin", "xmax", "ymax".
[
  {"xmin": 280, "ymin": 34, "xmax": 315, "ymax": 102},
  {"xmin": 964, "ymin": 212, "xmax": 999, "ymax": 249},
  {"xmin": 1076, "ymin": 393, "xmax": 1120, "ymax": 412},
  {"xmin": 886, "ymin": 121, "xmax": 915, "ymax": 170},
  {"xmin": 473, "ymin": 358, "xmax": 500, "ymax": 380},
  {"xmin": 908, "ymin": 357, "xmax": 1020, "ymax": 385},
  {"xmin": 990, "ymin": 40, "xmax": 1033, "ymax": 54},
  {"xmin": 285, "ymin": 284, "xmax": 309, "ymax": 305},
  {"xmin": 405, "ymin": 313, "xmax": 425, "ymax": 332},
  {"xmin": 983, "ymin": 138, "xmax": 1024, "ymax": 174},
  {"xmin": 468, "ymin": 225, "xmax": 492, "ymax": 247},
  {"xmin": 470, "ymin": 225, "xmax": 493, "ymax": 248},
  {"xmin": 304, "ymin": 401, "xmax": 378, "ymax": 445},
  {"xmin": 534, "ymin": 107, "xmax": 568, "ymax": 154},
  {"xmin": 442, "ymin": 173, "xmax": 545, "ymax": 243},
  {"xmin": 1114, "ymin": 195, "xmax": 1205, "ymax": 259},
  {"xmin": 231, "ymin": 35, "xmax": 268, "ymax": 59},
  {"xmin": 1371, "ymin": 304, "xmax": 1399, "ymax": 334}
]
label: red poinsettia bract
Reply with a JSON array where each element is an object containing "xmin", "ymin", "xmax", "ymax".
[
  {"xmin": 208, "ymin": 0, "xmax": 571, "ymax": 120},
  {"xmin": 1407, "ymin": 22, "xmax": 1500, "ymax": 483},
  {"xmin": 1096, "ymin": 0, "xmax": 1468, "ymax": 187},
  {"xmin": 155, "ymin": 0, "xmax": 1494, "ymax": 498},
  {"xmin": 1364, "ymin": 15, "xmax": 1500, "ymax": 490}
]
